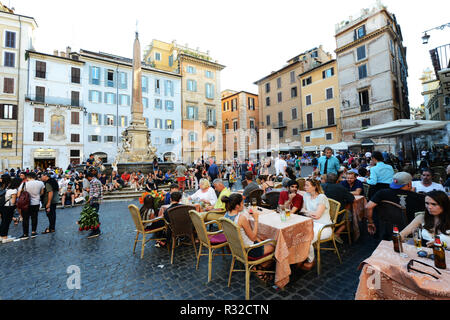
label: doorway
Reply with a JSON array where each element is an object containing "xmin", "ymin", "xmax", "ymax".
[{"xmin": 34, "ymin": 158, "xmax": 56, "ymax": 170}]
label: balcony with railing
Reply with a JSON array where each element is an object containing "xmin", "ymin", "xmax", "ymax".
[
  {"xmin": 299, "ymin": 118, "xmax": 339, "ymax": 132},
  {"xmin": 203, "ymin": 120, "xmax": 217, "ymax": 128},
  {"xmin": 272, "ymin": 121, "xmax": 287, "ymax": 129},
  {"xmin": 25, "ymin": 94, "xmax": 84, "ymax": 108},
  {"xmin": 360, "ymin": 104, "xmax": 370, "ymax": 112}
]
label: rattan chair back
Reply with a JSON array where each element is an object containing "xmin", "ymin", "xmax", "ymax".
[
  {"xmin": 219, "ymin": 217, "xmax": 248, "ymax": 264},
  {"xmin": 327, "ymin": 198, "xmax": 341, "ymax": 224},
  {"xmin": 264, "ymin": 191, "xmax": 281, "ymax": 209},
  {"xmin": 129, "ymin": 204, "xmax": 145, "ymax": 233},
  {"xmin": 167, "ymin": 205, "xmax": 195, "ymax": 237},
  {"xmin": 248, "ymin": 188, "xmax": 264, "ymax": 206},
  {"xmin": 189, "ymin": 210, "xmax": 210, "ymax": 245}
]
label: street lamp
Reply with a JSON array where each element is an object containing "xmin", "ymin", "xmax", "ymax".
[
  {"xmin": 421, "ymin": 22, "xmax": 450, "ymax": 44},
  {"xmin": 421, "ymin": 32, "xmax": 430, "ymax": 45}
]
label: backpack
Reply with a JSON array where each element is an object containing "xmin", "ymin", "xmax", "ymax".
[
  {"xmin": 0, "ymin": 189, "xmax": 6, "ymax": 207},
  {"xmin": 16, "ymin": 183, "xmax": 30, "ymax": 212}
]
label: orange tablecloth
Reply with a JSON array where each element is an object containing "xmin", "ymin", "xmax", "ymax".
[
  {"xmin": 351, "ymin": 195, "xmax": 367, "ymax": 241},
  {"xmin": 356, "ymin": 241, "xmax": 450, "ymax": 300},
  {"xmin": 248, "ymin": 208, "xmax": 314, "ymax": 289}
]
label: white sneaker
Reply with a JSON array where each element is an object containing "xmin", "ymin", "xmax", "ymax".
[{"xmin": 2, "ymin": 238, "xmax": 14, "ymax": 244}]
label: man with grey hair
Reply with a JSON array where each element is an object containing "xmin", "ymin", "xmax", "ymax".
[{"xmin": 203, "ymin": 178, "xmax": 231, "ymax": 222}]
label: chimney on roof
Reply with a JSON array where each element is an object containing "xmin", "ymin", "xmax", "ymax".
[
  {"xmin": 66, "ymin": 46, "xmax": 71, "ymax": 55},
  {"xmin": 60, "ymin": 51, "xmax": 66, "ymax": 58},
  {"xmin": 53, "ymin": 50, "xmax": 58, "ymax": 56}
]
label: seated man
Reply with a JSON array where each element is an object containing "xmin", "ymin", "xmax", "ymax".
[
  {"xmin": 278, "ymin": 180, "xmax": 303, "ymax": 215},
  {"xmin": 242, "ymin": 171, "xmax": 261, "ymax": 203},
  {"xmin": 121, "ymin": 171, "xmax": 131, "ymax": 186},
  {"xmin": 204, "ymin": 179, "xmax": 231, "ymax": 221},
  {"xmin": 412, "ymin": 168, "xmax": 445, "ymax": 193},
  {"xmin": 322, "ymin": 173, "xmax": 355, "ymax": 243},
  {"xmin": 365, "ymin": 172, "xmax": 425, "ymax": 239},
  {"xmin": 163, "ymin": 184, "xmax": 180, "ymax": 205},
  {"xmin": 341, "ymin": 171, "xmax": 363, "ymax": 195},
  {"xmin": 61, "ymin": 183, "xmax": 75, "ymax": 208}
]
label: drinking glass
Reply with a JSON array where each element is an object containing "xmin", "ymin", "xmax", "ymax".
[
  {"xmin": 285, "ymin": 206, "xmax": 291, "ymax": 219},
  {"xmin": 251, "ymin": 198, "xmax": 257, "ymax": 210}
]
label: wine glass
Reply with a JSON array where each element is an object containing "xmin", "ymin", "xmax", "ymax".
[{"xmin": 251, "ymin": 198, "xmax": 257, "ymax": 210}]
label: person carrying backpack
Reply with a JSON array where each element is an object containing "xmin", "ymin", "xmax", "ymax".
[
  {"xmin": 41, "ymin": 172, "xmax": 60, "ymax": 234},
  {"xmin": 0, "ymin": 176, "xmax": 22, "ymax": 243},
  {"xmin": 17, "ymin": 172, "xmax": 44, "ymax": 239}
]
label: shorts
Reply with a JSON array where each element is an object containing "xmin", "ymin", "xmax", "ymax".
[
  {"xmin": 248, "ymin": 243, "xmax": 264, "ymax": 259},
  {"xmin": 177, "ymin": 177, "xmax": 186, "ymax": 182}
]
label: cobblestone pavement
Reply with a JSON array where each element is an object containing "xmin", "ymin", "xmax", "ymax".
[{"xmin": 0, "ymin": 165, "xmax": 380, "ymax": 300}]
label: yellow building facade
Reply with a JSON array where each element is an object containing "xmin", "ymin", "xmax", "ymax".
[
  {"xmin": 144, "ymin": 40, "xmax": 225, "ymax": 163},
  {"xmin": 298, "ymin": 60, "xmax": 341, "ymax": 152}
]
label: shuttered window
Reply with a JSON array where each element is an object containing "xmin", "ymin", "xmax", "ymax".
[
  {"xmin": 36, "ymin": 61, "xmax": 46, "ymax": 78},
  {"xmin": 71, "ymin": 111, "xmax": 79, "ymax": 125},
  {"xmin": 34, "ymin": 108, "xmax": 44, "ymax": 122},
  {"xmin": 0, "ymin": 104, "xmax": 17, "ymax": 119},
  {"xmin": 327, "ymin": 108, "xmax": 335, "ymax": 126},
  {"xmin": 71, "ymin": 134, "xmax": 80, "ymax": 142},
  {"xmin": 33, "ymin": 132, "xmax": 44, "ymax": 142},
  {"xmin": 71, "ymin": 67, "xmax": 81, "ymax": 83},
  {"xmin": 3, "ymin": 78, "xmax": 14, "ymax": 93}
]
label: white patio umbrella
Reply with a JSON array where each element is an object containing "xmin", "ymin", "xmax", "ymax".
[{"xmin": 355, "ymin": 119, "xmax": 449, "ymax": 139}]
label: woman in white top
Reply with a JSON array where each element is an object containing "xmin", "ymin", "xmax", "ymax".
[
  {"xmin": 0, "ymin": 176, "xmax": 22, "ymax": 243},
  {"xmin": 189, "ymin": 179, "xmax": 217, "ymax": 207},
  {"xmin": 400, "ymin": 190, "xmax": 450, "ymax": 247},
  {"xmin": 222, "ymin": 193, "xmax": 275, "ymax": 283},
  {"xmin": 299, "ymin": 178, "xmax": 332, "ymax": 270}
]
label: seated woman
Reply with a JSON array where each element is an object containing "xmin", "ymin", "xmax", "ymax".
[
  {"xmin": 61, "ymin": 183, "xmax": 75, "ymax": 208},
  {"xmin": 130, "ymin": 172, "xmax": 139, "ymax": 191},
  {"xmin": 222, "ymin": 193, "xmax": 275, "ymax": 283},
  {"xmin": 340, "ymin": 171, "xmax": 363, "ymax": 195},
  {"xmin": 259, "ymin": 175, "xmax": 274, "ymax": 194},
  {"xmin": 298, "ymin": 178, "xmax": 332, "ymax": 271},
  {"xmin": 400, "ymin": 190, "xmax": 450, "ymax": 247},
  {"xmin": 144, "ymin": 173, "xmax": 157, "ymax": 191},
  {"xmin": 189, "ymin": 178, "xmax": 217, "ymax": 207}
]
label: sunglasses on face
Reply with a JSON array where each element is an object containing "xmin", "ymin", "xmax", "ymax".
[{"xmin": 407, "ymin": 259, "xmax": 441, "ymax": 279}]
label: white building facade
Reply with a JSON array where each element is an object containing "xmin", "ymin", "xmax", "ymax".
[
  {"xmin": 21, "ymin": 48, "xmax": 182, "ymax": 170},
  {"xmin": 23, "ymin": 49, "xmax": 85, "ymax": 170}
]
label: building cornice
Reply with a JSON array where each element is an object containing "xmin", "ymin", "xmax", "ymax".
[
  {"xmin": 254, "ymin": 61, "xmax": 301, "ymax": 85},
  {"xmin": 179, "ymin": 54, "xmax": 225, "ymax": 70},
  {"xmin": 221, "ymin": 91, "xmax": 258, "ymax": 100},
  {"xmin": 0, "ymin": 10, "xmax": 38, "ymax": 28}
]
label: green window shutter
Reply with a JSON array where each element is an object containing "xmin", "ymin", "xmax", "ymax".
[
  {"xmin": 194, "ymin": 107, "xmax": 198, "ymax": 120},
  {"xmin": 88, "ymin": 113, "xmax": 92, "ymax": 125},
  {"xmin": 124, "ymin": 116, "xmax": 128, "ymax": 127},
  {"xmin": 98, "ymin": 114, "xmax": 102, "ymax": 125},
  {"xmin": 113, "ymin": 115, "xmax": 116, "ymax": 126},
  {"xmin": 89, "ymin": 66, "xmax": 93, "ymax": 84},
  {"xmin": 104, "ymin": 69, "xmax": 108, "ymax": 87},
  {"xmin": 98, "ymin": 91, "xmax": 102, "ymax": 103},
  {"xmin": 164, "ymin": 80, "xmax": 168, "ymax": 96},
  {"xmin": 88, "ymin": 135, "xmax": 92, "ymax": 142},
  {"xmin": 145, "ymin": 118, "xmax": 149, "ymax": 127},
  {"xmin": 89, "ymin": 90, "xmax": 92, "ymax": 102}
]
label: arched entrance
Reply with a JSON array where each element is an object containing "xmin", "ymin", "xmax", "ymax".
[
  {"xmin": 163, "ymin": 152, "xmax": 176, "ymax": 162},
  {"xmin": 92, "ymin": 152, "xmax": 108, "ymax": 163}
]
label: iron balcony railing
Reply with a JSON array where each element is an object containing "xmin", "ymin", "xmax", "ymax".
[
  {"xmin": 25, "ymin": 94, "xmax": 84, "ymax": 107},
  {"xmin": 272, "ymin": 121, "xmax": 287, "ymax": 129},
  {"xmin": 299, "ymin": 119, "xmax": 339, "ymax": 132},
  {"xmin": 429, "ymin": 43, "xmax": 450, "ymax": 78}
]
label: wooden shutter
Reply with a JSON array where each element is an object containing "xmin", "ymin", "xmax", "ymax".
[
  {"xmin": 104, "ymin": 114, "xmax": 108, "ymax": 125},
  {"xmin": 124, "ymin": 116, "xmax": 128, "ymax": 127},
  {"xmin": 327, "ymin": 108, "xmax": 335, "ymax": 126},
  {"xmin": 0, "ymin": 104, "xmax": 3, "ymax": 119},
  {"xmin": 98, "ymin": 114, "xmax": 102, "ymax": 125},
  {"xmin": 88, "ymin": 113, "xmax": 92, "ymax": 125},
  {"xmin": 89, "ymin": 66, "xmax": 93, "ymax": 84},
  {"xmin": 12, "ymin": 105, "xmax": 17, "ymax": 120}
]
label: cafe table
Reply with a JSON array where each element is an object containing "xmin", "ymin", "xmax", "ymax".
[
  {"xmin": 355, "ymin": 240, "xmax": 450, "ymax": 300},
  {"xmin": 246, "ymin": 207, "xmax": 314, "ymax": 289}
]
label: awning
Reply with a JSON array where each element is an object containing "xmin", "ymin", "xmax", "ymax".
[
  {"xmin": 355, "ymin": 119, "xmax": 449, "ymax": 139},
  {"xmin": 361, "ymin": 138, "xmax": 375, "ymax": 146},
  {"xmin": 303, "ymin": 146, "xmax": 319, "ymax": 152}
]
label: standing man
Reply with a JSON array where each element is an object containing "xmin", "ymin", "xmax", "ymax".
[
  {"xmin": 295, "ymin": 156, "xmax": 302, "ymax": 177},
  {"xmin": 41, "ymin": 172, "xmax": 60, "ymax": 234},
  {"xmin": 276, "ymin": 155, "xmax": 288, "ymax": 177},
  {"xmin": 17, "ymin": 172, "xmax": 44, "ymax": 239},
  {"xmin": 317, "ymin": 147, "xmax": 340, "ymax": 175},
  {"xmin": 363, "ymin": 151, "xmax": 394, "ymax": 200},
  {"xmin": 208, "ymin": 159, "xmax": 219, "ymax": 182},
  {"xmin": 86, "ymin": 171, "xmax": 103, "ymax": 238},
  {"xmin": 175, "ymin": 163, "xmax": 187, "ymax": 192},
  {"xmin": 240, "ymin": 159, "xmax": 249, "ymax": 182}
]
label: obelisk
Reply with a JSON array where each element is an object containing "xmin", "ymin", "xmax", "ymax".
[
  {"xmin": 116, "ymin": 31, "xmax": 156, "ymax": 164},
  {"xmin": 130, "ymin": 31, "xmax": 145, "ymax": 127}
]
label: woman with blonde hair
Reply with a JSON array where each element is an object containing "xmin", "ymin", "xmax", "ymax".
[
  {"xmin": 298, "ymin": 178, "xmax": 331, "ymax": 271},
  {"xmin": 188, "ymin": 178, "xmax": 217, "ymax": 207}
]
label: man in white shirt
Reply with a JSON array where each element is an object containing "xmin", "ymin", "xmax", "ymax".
[
  {"xmin": 276, "ymin": 155, "xmax": 287, "ymax": 177},
  {"xmin": 17, "ymin": 172, "xmax": 44, "ymax": 239},
  {"xmin": 412, "ymin": 168, "xmax": 445, "ymax": 193}
]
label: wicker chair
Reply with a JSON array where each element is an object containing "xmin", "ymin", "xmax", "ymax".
[
  {"xmin": 188, "ymin": 210, "xmax": 230, "ymax": 282},
  {"xmin": 128, "ymin": 204, "xmax": 169, "ymax": 259},
  {"xmin": 314, "ymin": 199, "xmax": 343, "ymax": 275},
  {"xmin": 166, "ymin": 205, "xmax": 197, "ymax": 264},
  {"xmin": 219, "ymin": 217, "xmax": 276, "ymax": 300},
  {"xmin": 296, "ymin": 178, "xmax": 306, "ymax": 191},
  {"xmin": 263, "ymin": 191, "xmax": 281, "ymax": 210},
  {"xmin": 362, "ymin": 183, "xmax": 370, "ymax": 200}
]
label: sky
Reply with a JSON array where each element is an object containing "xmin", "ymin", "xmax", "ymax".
[{"xmin": 11, "ymin": 0, "xmax": 450, "ymax": 110}]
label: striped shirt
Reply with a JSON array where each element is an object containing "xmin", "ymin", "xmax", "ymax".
[{"xmin": 89, "ymin": 177, "xmax": 103, "ymax": 204}]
